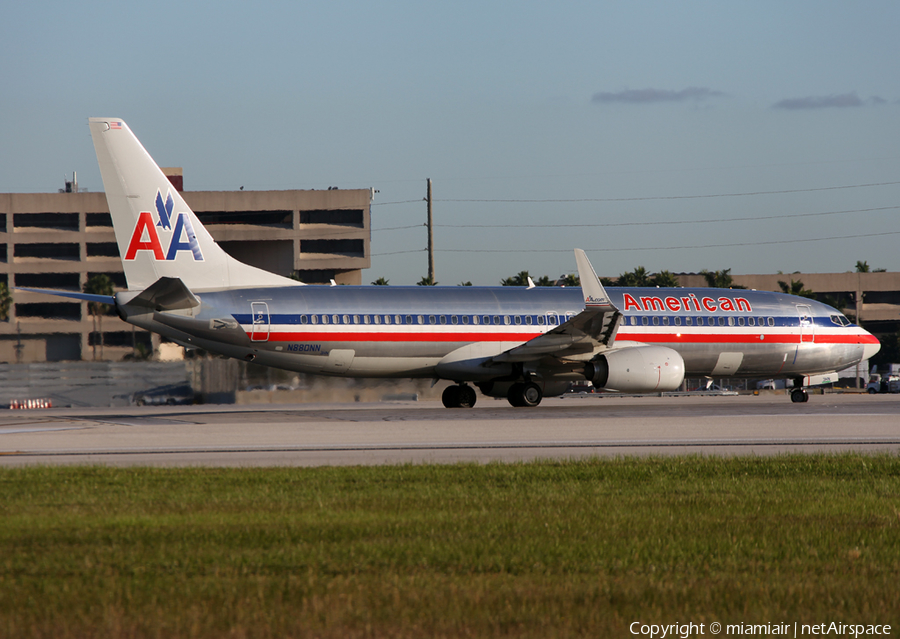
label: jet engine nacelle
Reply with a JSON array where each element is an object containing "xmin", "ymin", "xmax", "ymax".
[{"xmin": 584, "ymin": 345, "xmax": 685, "ymax": 393}]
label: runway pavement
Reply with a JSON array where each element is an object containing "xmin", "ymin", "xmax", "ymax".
[{"xmin": 1, "ymin": 393, "xmax": 899, "ymax": 467}]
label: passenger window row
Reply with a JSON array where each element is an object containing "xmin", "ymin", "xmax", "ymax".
[
  {"xmin": 296, "ymin": 313, "xmax": 567, "ymax": 327},
  {"xmin": 627, "ymin": 315, "xmax": 777, "ymax": 327}
]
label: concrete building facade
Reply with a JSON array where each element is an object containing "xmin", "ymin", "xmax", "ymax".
[{"xmin": 0, "ymin": 183, "xmax": 371, "ymax": 363}]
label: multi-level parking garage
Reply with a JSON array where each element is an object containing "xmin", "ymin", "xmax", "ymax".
[{"xmin": 0, "ymin": 173, "xmax": 372, "ymax": 362}]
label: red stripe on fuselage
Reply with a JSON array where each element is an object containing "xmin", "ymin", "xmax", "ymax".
[
  {"xmin": 620, "ymin": 331, "xmax": 877, "ymax": 345},
  {"xmin": 265, "ymin": 331, "xmax": 541, "ymax": 342},
  {"xmin": 246, "ymin": 328, "xmax": 876, "ymax": 346}
]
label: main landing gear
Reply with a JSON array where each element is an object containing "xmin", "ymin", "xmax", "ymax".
[
  {"xmin": 441, "ymin": 381, "xmax": 545, "ymax": 408},
  {"xmin": 507, "ymin": 381, "xmax": 543, "ymax": 408},
  {"xmin": 442, "ymin": 384, "xmax": 477, "ymax": 408}
]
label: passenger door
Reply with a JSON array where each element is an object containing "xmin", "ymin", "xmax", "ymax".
[
  {"xmin": 797, "ymin": 304, "xmax": 814, "ymax": 344},
  {"xmin": 250, "ymin": 302, "xmax": 270, "ymax": 342}
]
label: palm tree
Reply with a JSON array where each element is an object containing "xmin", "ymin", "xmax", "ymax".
[
  {"xmin": 700, "ymin": 268, "xmax": 745, "ymax": 289},
  {"xmin": 501, "ymin": 271, "xmax": 531, "ymax": 286},
  {"xmin": 84, "ymin": 274, "xmax": 114, "ymax": 360},
  {"xmin": 371, "ymin": 277, "xmax": 390, "ymax": 285},
  {"xmin": 458, "ymin": 281, "xmax": 473, "ymax": 286},
  {"xmin": 417, "ymin": 276, "xmax": 437, "ymax": 286},
  {"xmin": 819, "ymin": 294, "xmax": 847, "ymax": 312},
  {"xmin": 777, "ymin": 278, "xmax": 816, "ymax": 299},
  {"xmin": 617, "ymin": 266, "xmax": 652, "ymax": 287},
  {"xmin": 651, "ymin": 270, "xmax": 680, "ymax": 288},
  {"xmin": 855, "ymin": 260, "xmax": 870, "ymax": 273},
  {"xmin": 560, "ymin": 274, "xmax": 580, "ymax": 287}
]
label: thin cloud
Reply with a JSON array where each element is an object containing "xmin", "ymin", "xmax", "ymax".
[
  {"xmin": 591, "ymin": 87, "xmax": 727, "ymax": 104},
  {"xmin": 771, "ymin": 92, "xmax": 886, "ymax": 110}
]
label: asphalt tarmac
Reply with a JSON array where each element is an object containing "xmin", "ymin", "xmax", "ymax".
[{"xmin": 1, "ymin": 393, "xmax": 899, "ymax": 467}]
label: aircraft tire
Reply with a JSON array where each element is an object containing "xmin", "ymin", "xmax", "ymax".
[
  {"xmin": 442, "ymin": 385, "xmax": 462, "ymax": 408},
  {"xmin": 521, "ymin": 382, "xmax": 543, "ymax": 407},
  {"xmin": 508, "ymin": 382, "xmax": 542, "ymax": 407},
  {"xmin": 790, "ymin": 388, "xmax": 808, "ymax": 403},
  {"xmin": 507, "ymin": 383, "xmax": 525, "ymax": 407},
  {"xmin": 458, "ymin": 385, "xmax": 477, "ymax": 408}
]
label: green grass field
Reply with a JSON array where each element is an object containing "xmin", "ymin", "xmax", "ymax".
[{"xmin": 1, "ymin": 454, "xmax": 898, "ymax": 638}]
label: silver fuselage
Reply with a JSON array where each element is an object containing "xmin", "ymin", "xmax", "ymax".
[{"xmin": 122, "ymin": 285, "xmax": 878, "ymax": 382}]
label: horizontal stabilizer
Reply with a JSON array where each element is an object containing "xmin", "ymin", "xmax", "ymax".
[
  {"xmin": 15, "ymin": 287, "xmax": 116, "ymax": 306},
  {"xmin": 124, "ymin": 277, "xmax": 201, "ymax": 311}
]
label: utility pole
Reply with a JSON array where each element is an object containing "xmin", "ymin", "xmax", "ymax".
[
  {"xmin": 15, "ymin": 321, "xmax": 22, "ymax": 364},
  {"xmin": 856, "ymin": 273, "xmax": 864, "ymax": 388},
  {"xmin": 426, "ymin": 178, "xmax": 434, "ymax": 283}
]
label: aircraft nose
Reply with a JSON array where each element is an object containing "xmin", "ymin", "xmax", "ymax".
[{"xmin": 861, "ymin": 330, "xmax": 881, "ymax": 361}]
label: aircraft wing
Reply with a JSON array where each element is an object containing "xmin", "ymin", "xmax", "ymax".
[{"xmin": 491, "ymin": 249, "xmax": 621, "ymax": 363}]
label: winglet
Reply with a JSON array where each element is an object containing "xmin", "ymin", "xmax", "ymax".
[
  {"xmin": 574, "ymin": 249, "xmax": 617, "ymax": 310},
  {"xmin": 490, "ymin": 251, "xmax": 621, "ymax": 364}
]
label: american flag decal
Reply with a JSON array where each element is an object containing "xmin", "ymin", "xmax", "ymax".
[{"xmin": 110, "ymin": 121, "xmax": 122, "ymax": 129}]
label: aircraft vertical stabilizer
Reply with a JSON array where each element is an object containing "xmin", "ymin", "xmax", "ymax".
[{"xmin": 88, "ymin": 118, "xmax": 300, "ymax": 291}]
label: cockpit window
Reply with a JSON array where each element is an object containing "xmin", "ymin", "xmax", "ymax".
[{"xmin": 831, "ymin": 314, "xmax": 852, "ymax": 326}]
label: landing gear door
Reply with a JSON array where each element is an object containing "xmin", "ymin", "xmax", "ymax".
[
  {"xmin": 797, "ymin": 304, "xmax": 814, "ymax": 344},
  {"xmin": 251, "ymin": 302, "xmax": 270, "ymax": 342}
]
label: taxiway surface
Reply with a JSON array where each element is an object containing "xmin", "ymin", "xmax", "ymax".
[{"xmin": 1, "ymin": 393, "xmax": 899, "ymax": 467}]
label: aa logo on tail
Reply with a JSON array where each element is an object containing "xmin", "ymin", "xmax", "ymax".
[
  {"xmin": 156, "ymin": 191, "xmax": 174, "ymax": 229},
  {"xmin": 124, "ymin": 190, "xmax": 204, "ymax": 261}
]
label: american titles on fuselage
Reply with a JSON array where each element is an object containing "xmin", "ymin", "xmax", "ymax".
[{"xmin": 622, "ymin": 292, "xmax": 750, "ymax": 313}]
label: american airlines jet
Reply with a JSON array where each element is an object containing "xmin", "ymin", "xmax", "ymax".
[{"xmin": 22, "ymin": 119, "xmax": 881, "ymax": 407}]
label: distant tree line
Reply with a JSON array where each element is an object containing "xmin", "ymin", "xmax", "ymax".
[{"xmin": 369, "ymin": 260, "xmax": 887, "ymax": 300}]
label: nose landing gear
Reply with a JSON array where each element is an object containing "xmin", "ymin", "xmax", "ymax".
[{"xmin": 790, "ymin": 377, "xmax": 809, "ymax": 404}]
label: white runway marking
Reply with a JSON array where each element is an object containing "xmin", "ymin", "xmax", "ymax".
[{"xmin": 0, "ymin": 426, "xmax": 86, "ymax": 435}]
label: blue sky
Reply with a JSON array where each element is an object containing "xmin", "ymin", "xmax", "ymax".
[{"xmin": 2, "ymin": 1, "xmax": 899, "ymax": 284}]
